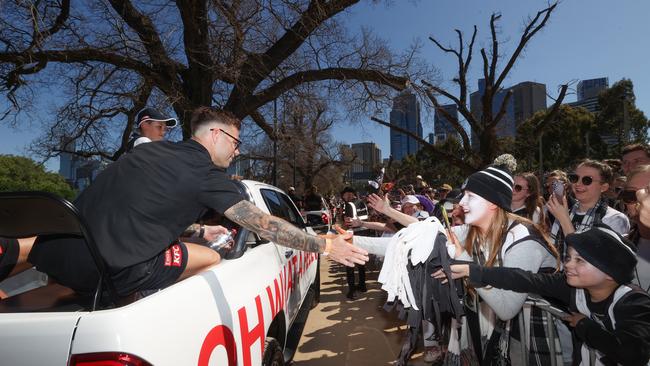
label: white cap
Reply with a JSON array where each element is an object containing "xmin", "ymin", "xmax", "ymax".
[{"xmin": 401, "ymin": 195, "xmax": 420, "ymax": 205}]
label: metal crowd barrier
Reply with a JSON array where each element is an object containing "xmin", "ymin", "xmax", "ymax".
[{"xmin": 517, "ymin": 296, "xmax": 569, "ymax": 366}]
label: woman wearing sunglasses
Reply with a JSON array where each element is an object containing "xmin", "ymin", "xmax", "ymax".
[
  {"xmin": 547, "ymin": 159, "xmax": 630, "ymax": 261},
  {"xmin": 511, "ymin": 172, "xmax": 546, "ymax": 227},
  {"xmin": 621, "ymin": 164, "xmax": 650, "ymax": 291}
]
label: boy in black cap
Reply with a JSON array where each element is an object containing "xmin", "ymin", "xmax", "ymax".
[
  {"xmin": 436, "ymin": 224, "xmax": 650, "ymax": 365},
  {"xmin": 126, "ymin": 107, "xmax": 179, "ymax": 152}
]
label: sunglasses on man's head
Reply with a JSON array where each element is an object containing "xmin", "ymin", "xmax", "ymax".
[
  {"xmin": 513, "ymin": 184, "xmax": 527, "ymax": 192},
  {"xmin": 567, "ymin": 173, "xmax": 601, "ymax": 186},
  {"xmin": 618, "ymin": 189, "xmax": 638, "ymax": 204}
]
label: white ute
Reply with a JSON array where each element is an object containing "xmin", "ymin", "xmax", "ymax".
[{"xmin": 0, "ymin": 180, "xmax": 321, "ymax": 366}]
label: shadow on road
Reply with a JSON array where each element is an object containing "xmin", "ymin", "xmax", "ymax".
[{"xmin": 294, "ymin": 257, "xmax": 430, "ymax": 365}]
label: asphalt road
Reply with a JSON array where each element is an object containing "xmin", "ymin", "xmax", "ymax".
[{"xmin": 293, "ymin": 256, "xmax": 431, "ymax": 365}]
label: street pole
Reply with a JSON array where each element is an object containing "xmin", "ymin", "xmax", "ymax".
[{"xmin": 273, "ymin": 99, "xmax": 277, "ymax": 186}]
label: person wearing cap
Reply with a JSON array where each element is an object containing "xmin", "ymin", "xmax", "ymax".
[
  {"xmin": 437, "ymin": 183, "xmax": 452, "ymax": 200},
  {"xmin": 28, "ymin": 107, "xmax": 368, "ymax": 298},
  {"xmin": 126, "ymin": 107, "xmax": 179, "ymax": 152},
  {"xmin": 437, "ymin": 225, "xmax": 650, "ymax": 365},
  {"xmin": 435, "ymin": 163, "xmax": 562, "ymax": 365},
  {"xmin": 401, "ymin": 195, "xmax": 430, "ymax": 220}
]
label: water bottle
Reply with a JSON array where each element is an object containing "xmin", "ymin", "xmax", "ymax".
[{"xmin": 209, "ymin": 228, "xmax": 237, "ymax": 256}]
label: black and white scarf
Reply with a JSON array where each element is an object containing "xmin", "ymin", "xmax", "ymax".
[{"xmin": 550, "ymin": 199, "xmax": 608, "ymax": 260}]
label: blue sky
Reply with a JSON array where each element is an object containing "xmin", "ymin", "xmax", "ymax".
[
  {"xmin": 1, "ymin": 0, "xmax": 649, "ymax": 169},
  {"xmin": 332, "ymin": 0, "xmax": 650, "ymax": 158}
]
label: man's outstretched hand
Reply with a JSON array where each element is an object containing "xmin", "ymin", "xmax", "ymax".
[{"xmin": 320, "ymin": 227, "xmax": 369, "ymax": 267}]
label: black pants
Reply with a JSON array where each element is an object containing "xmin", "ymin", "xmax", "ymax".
[{"xmin": 346, "ymin": 264, "xmax": 366, "ymax": 290}]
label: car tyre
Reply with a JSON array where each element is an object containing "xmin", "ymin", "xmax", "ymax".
[{"xmin": 262, "ymin": 337, "xmax": 284, "ymax": 366}]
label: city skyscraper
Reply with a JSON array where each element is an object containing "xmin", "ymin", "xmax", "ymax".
[
  {"xmin": 350, "ymin": 142, "xmax": 382, "ymax": 180},
  {"xmin": 510, "ymin": 81, "xmax": 547, "ymax": 125},
  {"xmin": 390, "ymin": 91, "xmax": 422, "ymax": 161},
  {"xmin": 570, "ymin": 77, "xmax": 609, "ymax": 113},
  {"xmin": 434, "ymin": 103, "xmax": 460, "ymax": 143},
  {"xmin": 470, "ymin": 79, "xmax": 515, "ymax": 148}
]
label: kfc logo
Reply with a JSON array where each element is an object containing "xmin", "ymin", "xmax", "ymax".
[{"xmin": 171, "ymin": 244, "xmax": 182, "ymax": 267}]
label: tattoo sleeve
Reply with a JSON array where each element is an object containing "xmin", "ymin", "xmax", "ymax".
[
  {"xmin": 180, "ymin": 223, "xmax": 200, "ymax": 238},
  {"xmin": 224, "ymin": 200, "xmax": 325, "ymax": 253}
]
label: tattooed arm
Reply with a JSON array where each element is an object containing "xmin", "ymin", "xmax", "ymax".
[{"xmin": 224, "ymin": 200, "xmax": 368, "ymax": 266}]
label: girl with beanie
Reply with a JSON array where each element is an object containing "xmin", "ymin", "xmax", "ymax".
[
  {"xmin": 436, "ymin": 225, "xmax": 650, "ymax": 365},
  {"xmin": 548, "ymin": 159, "xmax": 630, "ymax": 261},
  {"xmin": 444, "ymin": 164, "xmax": 562, "ymax": 365}
]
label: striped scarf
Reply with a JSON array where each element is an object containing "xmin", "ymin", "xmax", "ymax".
[{"xmin": 550, "ymin": 199, "xmax": 608, "ymax": 260}]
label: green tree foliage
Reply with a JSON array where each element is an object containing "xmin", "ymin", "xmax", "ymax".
[
  {"xmin": 516, "ymin": 105, "xmax": 601, "ymax": 172},
  {"xmin": 0, "ymin": 155, "xmax": 76, "ymax": 200},
  {"xmin": 595, "ymin": 79, "xmax": 649, "ymax": 152}
]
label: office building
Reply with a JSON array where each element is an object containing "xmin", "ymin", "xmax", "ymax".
[
  {"xmin": 58, "ymin": 137, "xmax": 106, "ymax": 192},
  {"xmin": 570, "ymin": 77, "xmax": 609, "ymax": 113},
  {"xmin": 434, "ymin": 104, "xmax": 460, "ymax": 143},
  {"xmin": 511, "ymin": 81, "xmax": 547, "ymax": 125},
  {"xmin": 470, "ymin": 79, "xmax": 516, "ymax": 148},
  {"xmin": 350, "ymin": 142, "xmax": 382, "ymax": 180},
  {"xmin": 390, "ymin": 91, "xmax": 423, "ymax": 161}
]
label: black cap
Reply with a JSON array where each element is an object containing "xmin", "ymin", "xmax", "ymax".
[
  {"xmin": 136, "ymin": 107, "xmax": 178, "ymax": 128},
  {"xmin": 565, "ymin": 224, "xmax": 637, "ymax": 284}
]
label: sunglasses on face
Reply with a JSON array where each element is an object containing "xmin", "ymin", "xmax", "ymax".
[
  {"xmin": 513, "ymin": 184, "xmax": 528, "ymax": 192},
  {"xmin": 210, "ymin": 128, "xmax": 242, "ymax": 149},
  {"xmin": 618, "ymin": 189, "xmax": 638, "ymax": 204},
  {"xmin": 567, "ymin": 173, "xmax": 601, "ymax": 186}
]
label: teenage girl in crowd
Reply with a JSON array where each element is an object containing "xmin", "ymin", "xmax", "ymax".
[
  {"xmin": 436, "ymin": 225, "xmax": 650, "ymax": 365},
  {"xmin": 547, "ymin": 159, "xmax": 630, "ymax": 260},
  {"xmin": 444, "ymin": 164, "xmax": 561, "ymax": 365},
  {"xmin": 511, "ymin": 172, "xmax": 547, "ymax": 228}
]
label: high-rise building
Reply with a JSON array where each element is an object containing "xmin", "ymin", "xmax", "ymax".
[
  {"xmin": 434, "ymin": 104, "xmax": 460, "ymax": 143},
  {"xmin": 427, "ymin": 133, "xmax": 435, "ymax": 144},
  {"xmin": 510, "ymin": 81, "xmax": 547, "ymax": 125},
  {"xmin": 390, "ymin": 91, "xmax": 422, "ymax": 161},
  {"xmin": 350, "ymin": 142, "xmax": 382, "ymax": 180},
  {"xmin": 58, "ymin": 137, "xmax": 106, "ymax": 193},
  {"xmin": 470, "ymin": 79, "xmax": 515, "ymax": 148},
  {"xmin": 577, "ymin": 77, "xmax": 609, "ymax": 101},
  {"xmin": 570, "ymin": 77, "xmax": 609, "ymax": 113}
]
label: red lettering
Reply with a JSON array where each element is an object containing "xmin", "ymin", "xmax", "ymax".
[
  {"xmin": 164, "ymin": 249, "xmax": 172, "ymax": 266},
  {"xmin": 273, "ymin": 278, "xmax": 284, "ymax": 313},
  {"xmin": 287, "ymin": 260, "xmax": 293, "ymax": 292},
  {"xmin": 198, "ymin": 325, "xmax": 237, "ymax": 366},
  {"xmin": 172, "ymin": 245, "xmax": 182, "ymax": 267},
  {"xmin": 292, "ymin": 255, "xmax": 299, "ymax": 277},
  {"xmin": 238, "ymin": 295, "xmax": 265, "ymax": 366}
]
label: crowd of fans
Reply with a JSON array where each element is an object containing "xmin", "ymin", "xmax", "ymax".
[{"xmin": 291, "ymin": 143, "xmax": 650, "ymax": 365}]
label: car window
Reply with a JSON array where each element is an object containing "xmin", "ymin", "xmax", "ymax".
[{"xmin": 260, "ymin": 189, "xmax": 304, "ymax": 227}]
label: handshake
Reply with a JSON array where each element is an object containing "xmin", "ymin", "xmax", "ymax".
[{"xmin": 318, "ymin": 225, "xmax": 368, "ymax": 267}]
